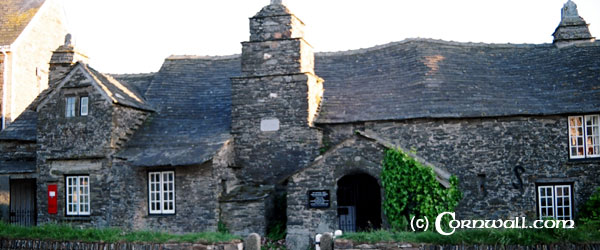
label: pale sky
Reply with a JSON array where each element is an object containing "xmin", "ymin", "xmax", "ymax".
[{"xmin": 60, "ymin": 0, "xmax": 600, "ymax": 74}]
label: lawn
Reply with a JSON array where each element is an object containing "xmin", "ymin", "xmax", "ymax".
[
  {"xmin": 341, "ymin": 222, "xmax": 600, "ymax": 245},
  {"xmin": 0, "ymin": 222, "xmax": 240, "ymax": 244}
]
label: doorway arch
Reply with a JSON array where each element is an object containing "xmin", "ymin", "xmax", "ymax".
[{"xmin": 336, "ymin": 173, "xmax": 381, "ymax": 232}]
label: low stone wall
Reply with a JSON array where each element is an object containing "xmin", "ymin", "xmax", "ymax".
[
  {"xmin": 0, "ymin": 239, "xmax": 243, "ymax": 250},
  {"xmin": 334, "ymin": 239, "xmax": 600, "ymax": 250}
]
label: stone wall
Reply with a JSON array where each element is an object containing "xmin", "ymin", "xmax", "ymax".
[
  {"xmin": 108, "ymin": 160, "xmax": 221, "ymax": 233},
  {"xmin": 334, "ymin": 239, "xmax": 600, "ymax": 250},
  {"xmin": 0, "ymin": 239, "xmax": 243, "ymax": 250},
  {"xmin": 365, "ymin": 116, "xmax": 600, "ymax": 219},
  {"xmin": 287, "ymin": 136, "xmax": 386, "ymax": 250},
  {"xmin": 231, "ymin": 74, "xmax": 322, "ymax": 183},
  {"xmin": 288, "ymin": 115, "xmax": 600, "ymax": 249},
  {"xmin": 0, "ymin": 141, "xmax": 35, "ymax": 162},
  {"xmin": 7, "ymin": 0, "xmax": 67, "ymax": 125}
]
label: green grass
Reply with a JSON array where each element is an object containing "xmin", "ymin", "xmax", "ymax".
[
  {"xmin": 0, "ymin": 222, "xmax": 240, "ymax": 244},
  {"xmin": 340, "ymin": 224, "xmax": 600, "ymax": 246}
]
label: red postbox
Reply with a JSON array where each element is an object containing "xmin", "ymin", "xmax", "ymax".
[{"xmin": 48, "ymin": 184, "xmax": 57, "ymax": 214}]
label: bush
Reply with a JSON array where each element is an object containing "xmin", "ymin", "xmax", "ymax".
[
  {"xmin": 578, "ymin": 187, "xmax": 600, "ymax": 225},
  {"xmin": 381, "ymin": 148, "xmax": 462, "ymax": 231}
]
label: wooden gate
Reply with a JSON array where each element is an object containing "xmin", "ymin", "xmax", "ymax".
[{"xmin": 10, "ymin": 179, "xmax": 36, "ymax": 226}]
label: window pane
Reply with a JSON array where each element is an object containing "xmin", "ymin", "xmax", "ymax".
[
  {"xmin": 80, "ymin": 97, "xmax": 89, "ymax": 116},
  {"xmin": 569, "ymin": 116, "xmax": 584, "ymax": 158},
  {"xmin": 65, "ymin": 97, "xmax": 76, "ymax": 117}
]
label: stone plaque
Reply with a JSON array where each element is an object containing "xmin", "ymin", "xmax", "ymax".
[
  {"xmin": 260, "ymin": 118, "xmax": 280, "ymax": 132},
  {"xmin": 308, "ymin": 190, "xmax": 330, "ymax": 208}
]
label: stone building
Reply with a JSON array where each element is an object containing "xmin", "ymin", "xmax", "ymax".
[
  {"xmin": 1, "ymin": 1, "xmax": 600, "ymax": 249},
  {"xmin": 0, "ymin": 0, "xmax": 69, "ymax": 226}
]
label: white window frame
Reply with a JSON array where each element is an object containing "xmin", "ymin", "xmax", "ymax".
[
  {"xmin": 148, "ymin": 171, "xmax": 175, "ymax": 215},
  {"xmin": 569, "ymin": 115, "xmax": 600, "ymax": 159},
  {"xmin": 537, "ymin": 184, "xmax": 572, "ymax": 220},
  {"xmin": 65, "ymin": 97, "xmax": 76, "ymax": 118},
  {"xmin": 80, "ymin": 96, "xmax": 89, "ymax": 116},
  {"xmin": 65, "ymin": 176, "xmax": 90, "ymax": 216}
]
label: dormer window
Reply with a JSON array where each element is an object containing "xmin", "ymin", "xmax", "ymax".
[
  {"xmin": 65, "ymin": 95, "xmax": 89, "ymax": 118},
  {"xmin": 80, "ymin": 96, "xmax": 89, "ymax": 116},
  {"xmin": 568, "ymin": 115, "xmax": 600, "ymax": 159},
  {"xmin": 65, "ymin": 97, "xmax": 76, "ymax": 118}
]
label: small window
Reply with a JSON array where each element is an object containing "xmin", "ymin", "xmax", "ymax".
[
  {"xmin": 66, "ymin": 176, "xmax": 90, "ymax": 216},
  {"xmin": 569, "ymin": 115, "xmax": 600, "ymax": 159},
  {"xmin": 148, "ymin": 171, "xmax": 175, "ymax": 214},
  {"xmin": 65, "ymin": 97, "xmax": 76, "ymax": 118},
  {"xmin": 80, "ymin": 97, "xmax": 89, "ymax": 116},
  {"xmin": 537, "ymin": 184, "xmax": 572, "ymax": 220}
]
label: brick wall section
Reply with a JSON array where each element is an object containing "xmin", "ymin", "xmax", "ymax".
[{"xmin": 7, "ymin": 0, "xmax": 67, "ymax": 125}]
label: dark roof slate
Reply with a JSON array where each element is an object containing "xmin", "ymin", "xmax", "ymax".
[
  {"xmin": 0, "ymin": 0, "xmax": 44, "ymax": 45},
  {"xmin": 314, "ymin": 39, "xmax": 600, "ymax": 123},
  {"xmin": 117, "ymin": 55, "xmax": 240, "ymax": 167},
  {"xmin": 111, "ymin": 73, "xmax": 155, "ymax": 95},
  {"xmin": 0, "ymin": 110, "xmax": 37, "ymax": 141},
  {"xmin": 83, "ymin": 65, "xmax": 152, "ymax": 111}
]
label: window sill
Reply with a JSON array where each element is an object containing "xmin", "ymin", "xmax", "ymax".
[{"xmin": 566, "ymin": 158, "xmax": 600, "ymax": 165}]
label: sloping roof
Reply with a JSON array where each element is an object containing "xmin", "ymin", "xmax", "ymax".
[
  {"xmin": 117, "ymin": 55, "xmax": 240, "ymax": 167},
  {"xmin": 111, "ymin": 73, "xmax": 155, "ymax": 95},
  {"xmin": 0, "ymin": 109, "xmax": 37, "ymax": 141},
  {"xmin": 0, "ymin": 0, "xmax": 45, "ymax": 46},
  {"xmin": 314, "ymin": 39, "xmax": 600, "ymax": 123},
  {"xmin": 34, "ymin": 63, "xmax": 153, "ymax": 112},
  {"xmin": 84, "ymin": 65, "xmax": 153, "ymax": 111}
]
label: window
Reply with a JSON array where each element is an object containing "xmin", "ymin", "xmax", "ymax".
[
  {"xmin": 569, "ymin": 115, "xmax": 600, "ymax": 159},
  {"xmin": 148, "ymin": 171, "xmax": 175, "ymax": 214},
  {"xmin": 537, "ymin": 184, "xmax": 572, "ymax": 220},
  {"xmin": 65, "ymin": 97, "xmax": 76, "ymax": 118},
  {"xmin": 80, "ymin": 97, "xmax": 89, "ymax": 116},
  {"xmin": 66, "ymin": 176, "xmax": 90, "ymax": 216}
]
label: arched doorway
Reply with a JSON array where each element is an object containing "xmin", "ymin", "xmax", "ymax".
[{"xmin": 337, "ymin": 173, "xmax": 381, "ymax": 232}]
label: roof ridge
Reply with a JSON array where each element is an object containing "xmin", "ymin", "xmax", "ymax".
[
  {"xmin": 315, "ymin": 38, "xmax": 555, "ymax": 57},
  {"xmin": 166, "ymin": 54, "xmax": 240, "ymax": 60}
]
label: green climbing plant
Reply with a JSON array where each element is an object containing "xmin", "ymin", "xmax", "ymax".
[{"xmin": 381, "ymin": 148, "xmax": 462, "ymax": 231}]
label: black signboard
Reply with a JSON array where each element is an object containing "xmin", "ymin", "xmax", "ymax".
[{"xmin": 308, "ymin": 190, "xmax": 330, "ymax": 208}]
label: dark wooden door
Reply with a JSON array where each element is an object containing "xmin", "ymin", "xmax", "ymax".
[{"xmin": 10, "ymin": 179, "xmax": 36, "ymax": 226}]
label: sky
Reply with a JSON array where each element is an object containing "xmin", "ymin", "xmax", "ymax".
[{"xmin": 60, "ymin": 0, "xmax": 600, "ymax": 74}]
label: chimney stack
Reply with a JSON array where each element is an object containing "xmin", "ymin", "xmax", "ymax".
[
  {"xmin": 553, "ymin": 0, "xmax": 595, "ymax": 48},
  {"xmin": 49, "ymin": 34, "xmax": 88, "ymax": 85}
]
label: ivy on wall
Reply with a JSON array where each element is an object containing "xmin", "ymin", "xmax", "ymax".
[{"xmin": 381, "ymin": 148, "xmax": 462, "ymax": 231}]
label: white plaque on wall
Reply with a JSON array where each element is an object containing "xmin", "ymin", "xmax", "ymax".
[{"xmin": 260, "ymin": 118, "xmax": 280, "ymax": 132}]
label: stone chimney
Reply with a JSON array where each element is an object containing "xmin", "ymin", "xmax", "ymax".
[
  {"xmin": 49, "ymin": 34, "xmax": 89, "ymax": 85},
  {"xmin": 553, "ymin": 0, "xmax": 595, "ymax": 48},
  {"xmin": 230, "ymin": 1, "xmax": 323, "ymax": 183}
]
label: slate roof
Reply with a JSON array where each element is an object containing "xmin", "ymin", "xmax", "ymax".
[
  {"xmin": 314, "ymin": 39, "xmax": 600, "ymax": 123},
  {"xmin": 117, "ymin": 55, "xmax": 240, "ymax": 167},
  {"xmin": 0, "ymin": 0, "xmax": 45, "ymax": 46},
  {"xmin": 111, "ymin": 73, "xmax": 156, "ymax": 95},
  {"xmin": 83, "ymin": 65, "xmax": 153, "ymax": 111},
  {"xmin": 0, "ymin": 110, "xmax": 37, "ymax": 141}
]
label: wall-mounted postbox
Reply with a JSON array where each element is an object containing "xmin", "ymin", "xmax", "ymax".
[{"xmin": 48, "ymin": 184, "xmax": 57, "ymax": 214}]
